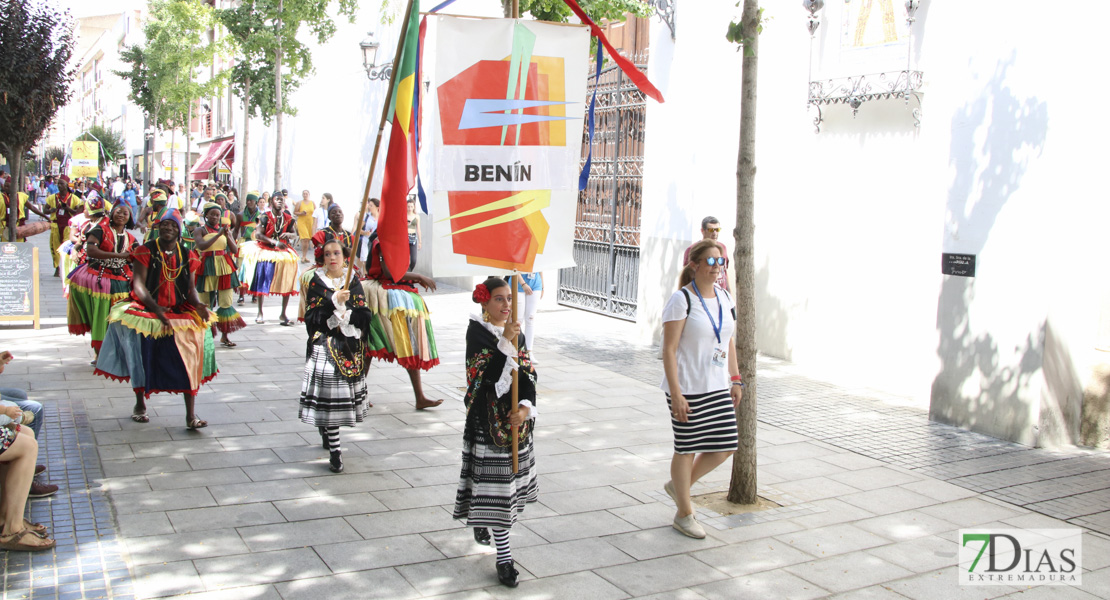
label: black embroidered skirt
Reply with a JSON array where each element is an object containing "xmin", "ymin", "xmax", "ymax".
[
  {"xmin": 298, "ymin": 342, "xmax": 369, "ymax": 428},
  {"xmin": 453, "ymin": 431, "xmax": 538, "ymax": 529}
]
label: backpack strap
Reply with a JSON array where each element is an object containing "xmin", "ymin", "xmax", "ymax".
[{"xmin": 681, "ymin": 287, "xmax": 692, "ymax": 318}]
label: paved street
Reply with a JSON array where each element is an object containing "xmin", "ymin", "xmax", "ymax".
[{"xmin": 2, "ymin": 227, "xmax": 1110, "ymax": 599}]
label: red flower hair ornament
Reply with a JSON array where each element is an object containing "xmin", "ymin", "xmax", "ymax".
[{"xmin": 472, "ymin": 283, "xmax": 491, "ymax": 304}]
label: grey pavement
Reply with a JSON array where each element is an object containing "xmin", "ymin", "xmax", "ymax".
[{"xmin": 2, "ymin": 225, "xmax": 1110, "ymax": 599}]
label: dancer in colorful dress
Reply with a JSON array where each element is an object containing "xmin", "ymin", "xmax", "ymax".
[
  {"xmin": 235, "ymin": 192, "xmax": 261, "ymax": 305},
  {"xmin": 298, "ymin": 239, "xmax": 372, "ymax": 474},
  {"xmin": 45, "ymin": 176, "xmax": 83, "ymax": 276},
  {"xmin": 239, "ymin": 193, "xmax": 299, "ymax": 325},
  {"xmin": 453, "ymin": 278, "xmax": 538, "ymax": 588},
  {"xmin": 193, "ymin": 202, "xmax": 246, "ymax": 348},
  {"xmin": 361, "ymin": 238, "xmax": 443, "ymax": 409},
  {"xmin": 94, "ymin": 210, "xmax": 217, "ymax": 429},
  {"xmin": 67, "ymin": 201, "xmax": 137, "ymax": 359}
]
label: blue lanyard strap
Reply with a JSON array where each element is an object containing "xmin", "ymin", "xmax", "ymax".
[{"xmin": 691, "ymin": 284, "xmax": 723, "ymax": 344}]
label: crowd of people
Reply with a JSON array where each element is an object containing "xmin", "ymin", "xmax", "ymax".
[{"xmin": 2, "ymin": 173, "xmax": 744, "ymax": 587}]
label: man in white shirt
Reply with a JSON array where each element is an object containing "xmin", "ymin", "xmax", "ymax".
[
  {"xmin": 111, "ymin": 177, "xmax": 125, "ymax": 199},
  {"xmin": 682, "ymin": 216, "xmax": 730, "ymax": 293}
]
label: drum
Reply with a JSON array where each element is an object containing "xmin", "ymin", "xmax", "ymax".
[{"xmin": 15, "ymin": 221, "xmax": 50, "ymax": 238}]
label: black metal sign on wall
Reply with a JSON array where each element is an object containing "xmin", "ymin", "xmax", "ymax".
[
  {"xmin": 942, "ymin": 253, "xmax": 976, "ymax": 277},
  {"xmin": 557, "ymin": 55, "xmax": 648, "ymax": 322}
]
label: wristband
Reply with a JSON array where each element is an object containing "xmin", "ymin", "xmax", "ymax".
[
  {"xmin": 730, "ymin": 375, "xmax": 742, "ymax": 382},
  {"xmin": 732, "ymin": 381, "xmax": 745, "ymax": 388}
]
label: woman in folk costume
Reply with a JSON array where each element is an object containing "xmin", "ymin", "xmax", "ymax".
[
  {"xmin": 67, "ymin": 201, "xmax": 138, "ymax": 360},
  {"xmin": 45, "ymin": 175, "xmax": 83, "ymax": 277},
  {"xmin": 298, "ymin": 204, "xmax": 355, "ymax": 322},
  {"xmin": 453, "ymin": 278, "xmax": 538, "ymax": 588},
  {"xmin": 239, "ymin": 193, "xmax": 299, "ymax": 325},
  {"xmin": 361, "ymin": 237, "xmax": 443, "ymax": 410},
  {"xmin": 298, "ymin": 239, "xmax": 372, "ymax": 474},
  {"xmin": 193, "ymin": 202, "xmax": 246, "ymax": 348},
  {"xmin": 235, "ymin": 192, "xmax": 261, "ymax": 305},
  {"xmin": 180, "ymin": 210, "xmax": 202, "ymax": 253},
  {"xmin": 94, "ymin": 209, "xmax": 218, "ymax": 429}
]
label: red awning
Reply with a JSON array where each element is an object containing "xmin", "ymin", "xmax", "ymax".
[{"xmin": 189, "ymin": 138, "xmax": 234, "ymax": 179}]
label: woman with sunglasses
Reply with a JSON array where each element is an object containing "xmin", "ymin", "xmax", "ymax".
[{"xmin": 660, "ymin": 238, "xmax": 743, "ymax": 539}]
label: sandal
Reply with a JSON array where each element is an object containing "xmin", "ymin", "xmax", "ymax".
[
  {"xmin": 255, "ymin": 316, "xmax": 265, "ymax": 324},
  {"xmin": 131, "ymin": 412, "xmax": 150, "ymax": 423},
  {"xmin": 187, "ymin": 417, "xmax": 208, "ymax": 430},
  {"xmin": 221, "ymin": 340, "xmax": 237, "ymax": 348},
  {"xmin": 23, "ymin": 519, "xmax": 47, "ymax": 537},
  {"xmin": 0, "ymin": 528, "xmax": 55, "ymax": 552},
  {"xmin": 279, "ymin": 317, "xmax": 294, "ymax": 327}
]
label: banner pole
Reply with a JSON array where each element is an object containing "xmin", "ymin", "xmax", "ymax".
[
  {"xmin": 511, "ymin": 273, "xmax": 520, "ymax": 473},
  {"xmin": 344, "ymin": 0, "xmax": 418, "ymax": 288},
  {"xmin": 512, "ymin": 0, "xmax": 519, "ymax": 18}
]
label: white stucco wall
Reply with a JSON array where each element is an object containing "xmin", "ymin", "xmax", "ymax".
[{"xmin": 639, "ymin": 1, "xmax": 1110, "ymax": 447}]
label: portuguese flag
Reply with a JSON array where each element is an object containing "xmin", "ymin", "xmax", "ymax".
[{"xmin": 379, "ymin": 0, "xmax": 422, "ymax": 282}]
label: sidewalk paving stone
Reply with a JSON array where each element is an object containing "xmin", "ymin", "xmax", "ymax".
[{"xmin": 6, "ymin": 227, "xmax": 1110, "ymax": 599}]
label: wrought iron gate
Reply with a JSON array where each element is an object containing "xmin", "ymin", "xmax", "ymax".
[{"xmin": 557, "ymin": 56, "xmax": 647, "ymax": 321}]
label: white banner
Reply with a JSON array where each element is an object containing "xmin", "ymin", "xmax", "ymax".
[{"xmin": 429, "ymin": 16, "xmax": 589, "ymax": 277}]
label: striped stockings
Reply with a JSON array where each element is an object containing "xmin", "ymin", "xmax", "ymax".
[
  {"xmin": 326, "ymin": 426, "xmax": 341, "ymax": 452},
  {"xmin": 492, "ymin": 528, "xmax": 511, "ymax": 564}
]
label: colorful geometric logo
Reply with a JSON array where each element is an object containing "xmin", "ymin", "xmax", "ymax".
[{"xmin": 436, "ymin": 23, "xmax": 575, "ymax": 271}]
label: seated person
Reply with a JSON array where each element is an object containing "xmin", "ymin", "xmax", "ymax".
[{"xmin": 0, "ymin": 351, "xmax": 56, "ymax": 498}]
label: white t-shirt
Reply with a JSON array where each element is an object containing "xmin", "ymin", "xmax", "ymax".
[{"xmin": 660, "ymin": 284, "xmax": 736, "ymax": 395}]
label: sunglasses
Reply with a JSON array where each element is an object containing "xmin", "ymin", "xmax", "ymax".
[
  {"xmin": 706, "ymin": 227, "xmax": 721, "ymax": 233},
  {"xmin": 704, "ymin": 257, "xmax": 725, "ymax": 266}
]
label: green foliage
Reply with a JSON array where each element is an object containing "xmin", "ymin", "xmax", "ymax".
[
  {"xmin": 503, "ymin": 0, "xmax": 652, "ymax": 22},
  {"xmin": 0, "ymin": 0, "xmax": 76, "ymax": 167},
  {"xmin": 46, "ymin": 146, "xmax": 66, "ymax": 163},
  {"xmin": 77, "ymin": 124, "xmax": 126, "ymax": 169},
  {"xmin": 115, "ymin": 0, "xmax": 225, "ymax": 133},
  {"xmin": 726, "ymin": 3, "xmax": 768, "ymax": 57},
  {"xmin": 216, "ymin": 0, "xmax": 358, "ymax": 125}
]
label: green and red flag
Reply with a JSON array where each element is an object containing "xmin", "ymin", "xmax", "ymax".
[{"xmin": 379, "ymin": 0, "xmax": 422, "ymax": 282}]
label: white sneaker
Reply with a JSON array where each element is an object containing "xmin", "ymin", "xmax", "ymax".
[
  {"xmin": 673, "ymin": 513, "xmax": 706, "ymax": 539},
  {"xmin": 663, "ymin": 481, "xmax": 677, "ymax": 504}
]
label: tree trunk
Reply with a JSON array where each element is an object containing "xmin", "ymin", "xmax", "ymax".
[
  {"xmin": 501, "ymin": 0, "xmax": 512, "ymax": 17},
  {"xmin": 170, "ymin": 127, "xmax": 176, "ymax": 184},
  {"xmin": 242, "ymin": 75, "xmax": 251, "ymax": 196},
  {"xmin": 727, "ymin": 0, "xmax": 760, "ymax": 506},
  {"xmin": 273, "ymin": 0, "xmax": 284, "ymax": 191},
  {"xmin": 7, "ymin": 146, "xmax": 24, "ymax": 241},
  {"xmin": 185, "ymin": 95, "xmax": 192, "ymax": 192}
]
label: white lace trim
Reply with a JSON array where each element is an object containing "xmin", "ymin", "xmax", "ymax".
[
  {"xmin": 328, "ymin": 291, "xmax": 359, "ymax": 338},
  {"xmin": 470, "ymin": 314, "xmax": 518, "ymax": 398}
]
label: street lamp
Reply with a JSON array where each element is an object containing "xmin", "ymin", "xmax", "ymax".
[{"xmin": 360, "ymin": 32, "xmax": 392, "ymax": 81}]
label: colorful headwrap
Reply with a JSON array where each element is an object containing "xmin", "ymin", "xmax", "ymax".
[
  {"xmin": 86, "ymin": 192, "xmax": 106, "ymax": 215},
  {"xmin": 202, "ymin": 202, "xmax": 222, "ymax": 215},
  {"xmin": 155, "ymin": 208, "xmax": 183, "ymax": 230},
  {"xmin": 58, "ymin": 175, "xmax": 71, "ymax": 184},
  {"xmin": 157, "ymin": 178, "xmax": 175, "ymax": 189},
  {"xmin": 246, "ymin": 191, "xmax": 259, "ymax": 203},
  {"xmin": 89, "ymin": 182, "xmax": 104, "ymax": 193},
  {"xmin": 149, "ymin": 189, "xmax": 168, "ymax": 204},
  {"xmin": 214, "ymin": 193, "xmax": 228, "ymax": 203}
]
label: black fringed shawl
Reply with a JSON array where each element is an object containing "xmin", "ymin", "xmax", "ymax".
[
  {"xmin": 303, "ymin": 271, "xmax": 372, "ymax": 381},
  {"xmin": 463, "ymin": 318, "xmax": 538, "ymax": 448}
]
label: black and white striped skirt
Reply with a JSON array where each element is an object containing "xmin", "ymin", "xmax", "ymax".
[
  {"xmin": 298, "ymin": 344, "xmax": 369, "ymax": 428},
  {"xmin": 453, "ymin": 436, "xmax": 538, "ymax": 529},
  {"xmin": 666, "ymin": 389, "xmax": 739, "ymax": 454}
]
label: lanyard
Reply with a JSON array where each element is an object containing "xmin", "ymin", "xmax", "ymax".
[{"xmin": 692, "ymin": 284, "xmax": 723, "ymax": 344}]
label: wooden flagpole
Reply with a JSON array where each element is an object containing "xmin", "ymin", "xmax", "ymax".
[
  {"xmin": 344, "ymin": 0, "xmax": 418, "ymax": 288},
  {"xmin": 510, "ymin": 0, "xmax": 521, "ymax": 475}
]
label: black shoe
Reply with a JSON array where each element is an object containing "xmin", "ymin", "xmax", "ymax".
[
  {"xmin": 329, "ymin": 450, "xmax": 344, "ymax": 473},
  {"xmin": 473, "ymin": 527, "xmax": 490, "ymax": 546},
  {"xmin": 496, "ymin": 561, "xmax": 518, "ymax": 588},
  {"xmin": 319, "ymin": 427, "xmax": 329, "ymax": 449}
]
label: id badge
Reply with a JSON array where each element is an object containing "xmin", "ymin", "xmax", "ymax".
[{"xmin": 712, "ymin": 348, "xmax": 727, "ymax": 368}]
